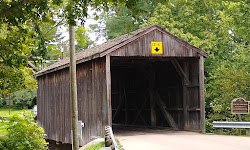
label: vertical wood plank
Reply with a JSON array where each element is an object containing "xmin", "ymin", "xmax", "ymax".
[
  {"xmin": 199, "ymin": 56, "xmax": 205, "ymax": 133},
  {"xmin": 183, "ymin": 61, "xmax": 189, "ymax": 130},
  {"xmin": 150, "ymin": 92, "xmax": 156, "ymax": 127},
  {"xmin": 149, "ymin": 68, "xmax": 156, "ymax": 127}
]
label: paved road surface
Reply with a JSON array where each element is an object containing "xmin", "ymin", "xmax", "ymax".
[{"xmin": 115, "ymin": 128, "xmax": 250, "ymax": 150}]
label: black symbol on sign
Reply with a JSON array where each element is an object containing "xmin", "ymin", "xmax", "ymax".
[{"xmin": 155, "ymin": 47, "xmax": 160, "ymax": 52}]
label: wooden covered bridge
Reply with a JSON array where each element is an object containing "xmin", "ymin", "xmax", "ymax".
[{"xmin": 34, "ymin": 24, "xmax": 208, "ymax": 146}]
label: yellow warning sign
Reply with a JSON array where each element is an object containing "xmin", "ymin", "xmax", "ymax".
[{"xmin": 151, "ymin": 41, "xmax": 163, "ymax": 54}]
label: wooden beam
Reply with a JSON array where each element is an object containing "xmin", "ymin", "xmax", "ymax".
[
  {"xmin": 154, "ymin": 91, "xmax": 178, "ymax": 129},
  {"xmin": 171, "ymin": 59, "xmax": 190, "ymax": 85},
  {"xmin": 186, "ymin": 84, "xmax": 199, "ymax": 88},
  {"xmin": 166, "ymin": 108, "xmax": 184, "ymax": 111},
  {"xmin": 106, "ymin": 55, "xmax": 112, "ymax": 126},
  {"xmin": 183, "ymin": 62, "xmax": 189, "ymax": 130},
  {"xmin": 187, "ymin": 108, "xmax": 201, "ymax": 111},
  {"xmin": 150, "ymin": 91, "xmax": 156, "ymax": 127},
  {"xmin": 133, "ymin": 105, "xmax": 147, "ymax": 126},
  {"xmin": 199, "ymin": 56, "xmax": 205, "ymax": 133},
  {"xmin": 132, "ymin": 94, "xmax": 148, "ymax": 125},
  {"xmin": 112, "ymin": 88, "xmax": 127, "ymax": 123},
  {"xmin": 112, "ymin": 93, "xmax": 124, "ymax": 121},
  {"xmin": 148, "ymin": 67, "xmax": 156, "ymax": 127},
  {"xmin": 124, "ymin": 88, "xmax": 128, "ymax": 125}
]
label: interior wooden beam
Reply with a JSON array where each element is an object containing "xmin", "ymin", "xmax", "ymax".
[
  {"xmin": 183, "ymin": 61, "xmax": 189, "ymax": 130},
  {"xmin": 148, "ymin": 67, "xmax": 157, "ymax": 127},
  {"xmin": 188, "ymin": 108, "xmax": 201, "ymax": 111},
  {"xmin": 132, "ymin": 94, "xmax": 149, "ymax": 125},
  {"xmin": 171, "ymin": 58, "xmax": 190, "ymax": 85},
  {"xmin": 112, "ymin": 91, "xmax": 125, "ymax": 121},
  {"xmin": 166, "ymin": 108, "xmax": 184, "ymax": 111},
  {"xmin": 154, "ymin": 91, "xmax": 178, "ymax": 129},
  {"xmin": 133, "ymin": 105, "xmax": 147, "ymax": 126},
  {"xmin": 150, "ymin": 90, "xmax": 157, "ymax": 127}
]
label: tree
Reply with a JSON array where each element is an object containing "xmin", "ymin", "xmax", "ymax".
[
  {"xmin": 90, "ymin": 0, "xmax": 172, "ymax": 40},
  {"xmin": 75, "ymin": 26, "xmax": 93, "ymax": 52},
  {"xmin": 142, "ymin": 1, "xmax": 249, "ymax": 127},
  {"xmin": 1, "ymin": 0, "xmax": 173, "ymax": 148}
]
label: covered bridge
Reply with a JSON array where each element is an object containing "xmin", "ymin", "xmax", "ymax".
[{"xmin": 34, "ymin": 24, "xmax": 208, "ymax": 146}]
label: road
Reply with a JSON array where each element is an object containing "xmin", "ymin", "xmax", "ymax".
[{"xmin": 114, "ymin": 128, "xmax": 250, "ymax": 150}]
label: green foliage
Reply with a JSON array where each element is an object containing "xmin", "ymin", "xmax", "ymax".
[
  {"xmin": 0, "ymin": 95, "xmax": 6, "ymax": 107},
  {"xmin": 0, "ymin": 66, "xmax": 37, "ymax": 96},
  {"xmin": 40, "ymin": 22, "xmax": 63, "ymax": 61},
  {"xmin": 0, "ymin": 0, "xmax": 49, "ymax": 26},
  {"xmin": 22, "ymin": 67, "xmax": 37, "ymax": 89},
  {"xmin": 11, "ymin": 88, "xmax": 37, "ymax": 110},
  {"xmin": 0, "ymin": 1, "xmax": 60, "ymax": 94},
  {"xmin": 0, "ymin": 8, "xmax": 52, "ymax": 95},
  {"xmin": 0, "ymin": 65, "xmax": 25, "ymax": 95},
  {"xmin": 0, "ymin": 113, "xmax": 47, "ymax": 150},
  {"xmin": 75, "ymin": 26, "xmax": 93, "ymax": 52},
  {"xmin": 105, "ymin": 7, "xmax": 140, "ymax": 39},
  {"xmin": 61, "ymin": 0, "xmax": 164, "ymax": 25},
  {"xmin": 0, "ymin": 24, "xmax": 34, "ymax": 68},
  {"xmin": 90, "ymin": 0, "xmax": 171, "ymax": 40},
  {"xmin": 1, "ymin": 0, "xmax": 163, "ymax": 94},
  {"xmin": 205, "ymin": 119, "xmax": 214, "ymax": 133}
]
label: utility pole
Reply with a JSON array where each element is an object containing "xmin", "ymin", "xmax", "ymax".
[
  {"xmin": 69, "ymin": 25, "xmax": 79, "ymax": 149},
  {"xmin": 61, "ymin": 41, "xmax": 64, "ymax": 60}
]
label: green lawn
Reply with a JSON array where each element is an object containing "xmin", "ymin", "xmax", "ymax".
[
  {"xmin": 0, "ymin": 107, "xmax": 32, "ymax": 117},
  {"xmin": 85, "ymin": 139, "xmax": 123, "ymax": 150},
  {"xmin": 85, "ymin": 142, "xmax": 105, "ymax": 150}
]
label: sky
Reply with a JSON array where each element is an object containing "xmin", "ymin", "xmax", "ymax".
[{"xmin": 57, "ymin": 7, "xmax": 106, "ymax": 49}]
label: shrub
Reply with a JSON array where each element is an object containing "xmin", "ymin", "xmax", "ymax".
[
  {"xmin": 12, "ymin": 88, "xmax": 37, "ymax": 109},
  {"xmin": 205, "ymin": 119, "xmax": 214, "ymax": 133},
  {"xmin": 0, "ymin": 113, "xmax": 47, "ymax": 150},
  {"xmin": 0, "ymin": 96, "xmax": 6, "ymax": 107}
]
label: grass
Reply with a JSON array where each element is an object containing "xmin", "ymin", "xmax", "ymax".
[
  {"xmin": 84, "ymin": 139, "xmax": 123, "ymax": 150},
  {"xmin": 85, "ymin": 141, "xmax": 105, "ymax": 150},
  {"xmin": 0, "ymin": 106, "xmax": 32, "ymax": 117}
]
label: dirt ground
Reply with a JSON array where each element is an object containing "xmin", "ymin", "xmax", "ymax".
[{"xmin": 114, "ymin": 128, "xmax": 250, "ymax": 150}]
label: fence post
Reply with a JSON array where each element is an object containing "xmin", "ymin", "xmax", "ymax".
[
  {"xmin": 246, "ymin": 129, "xmax": 250, "ymax": 136},
  {"xmin": 219, "ymin": 128, "xmax": 223, "ymax": 135}
]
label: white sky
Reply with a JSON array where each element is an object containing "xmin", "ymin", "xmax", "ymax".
[{"xmin": 57, "ymin": 7, "xmax": 106, "ymax": 47}]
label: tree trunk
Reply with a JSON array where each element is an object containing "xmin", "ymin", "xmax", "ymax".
[
  {"xmin": 9, "ymin": 95, "xmax": 11, "ymax": 115},
  {"xmin": 69, "ymin": 25, "xmax": 79, "ymax": 149}
]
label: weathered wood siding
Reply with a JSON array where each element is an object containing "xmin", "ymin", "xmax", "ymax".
[
  {"xmin": 110, "ymin": 30, "xmax": 200, "ymax": 57},
  {"xmin": 182, "ymin": 58, "xmax": 201, "ymax": 131},
  {"xmin": 37, "ymin": 57, "xmax": 107, "ymax": 146},
  {"xmin": 37, "ymin": 67, "xmax": 71, "ymax": 144}
]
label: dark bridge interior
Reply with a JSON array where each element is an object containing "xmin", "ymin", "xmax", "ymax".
[{"xmin": 111, "ymin": 57, "xmax": 184, "ymax": 129}]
